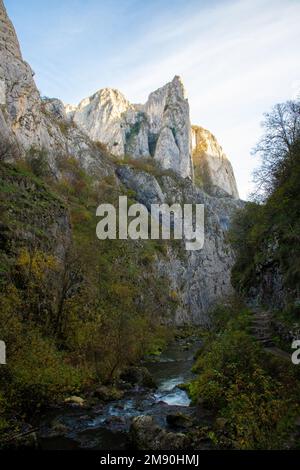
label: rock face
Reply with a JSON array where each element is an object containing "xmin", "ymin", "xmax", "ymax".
[
  {"xmin": 192, "ymin": 126, "xmax": 239, "ymax": 198},
  {"xmin": 116, "ymin": 165, "xmax": 243, "ymax": 325},
  {"xmin": 0, "ymin": 0, "xmax": 48, "ymax": 147},
  {"xmin": 67, "ymin": 88, "xmax": 133, "ymax": 156},
  {"xmin": 142, "ymin": 76, "xmax": 193, "ymax": 179},
  {"xmin": 66, "ymin": 80, "xmax": 239, "ymax": 198},
  {"xmin": 0, "ymin": 0, "xmax": 243, "ymax": 325},
  {"xmin": 67, "ymin": 76, "xmax": 194, "ymax": 180},
  {"xmin": 0, "ymin": 0, "xmax": 239, "ymax": 199},
  {"xmin": 0, "ymin": 0, "xmax": 113, "ymax": 177}
]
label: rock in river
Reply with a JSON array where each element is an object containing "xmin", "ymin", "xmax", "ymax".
[
  {"xmin": 130, "ymin": 415, "xmax": 189, "ymax": 450},
  {"xmin": 119, "ymin": 366, "xmax": 156, "ymax": 389},
  {"xmin": 166, "ymin": 412, "xmax": 194, "ymax": 429}
]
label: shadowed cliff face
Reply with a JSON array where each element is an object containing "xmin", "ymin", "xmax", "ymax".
[
  {"xmin": 0, "ymin": 0, "xmax": 243, "ymax": 324},
  {"xmin": 116, "ymin": 166, "xmax": 244, "ymax": 324}
]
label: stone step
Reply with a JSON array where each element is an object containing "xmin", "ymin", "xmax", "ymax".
[
  {"xmin": 253, "ymin": 320, "xmax": 272, "ymax": 324},
  {"xmin": 252, "ymin": 332, "xmax": 273, "ymax": 338},
  {"xmin": 250, "ymin": 309, "xmax": 275, "ymax": 346},
  {"xmin": 252, "ymin": 326, "xmax": 272, "ymax": 330},
  {"xmin": 250, "ymin": 325, "xmax": 272, "ymax": 331},
  {"xmin": 252, "ymin": 316, "xmax": 272, "ymax": 321}
]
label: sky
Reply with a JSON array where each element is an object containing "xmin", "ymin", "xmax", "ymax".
[{"xmin": 5, "ymin": 0, "xmax": 300, "ymax": 199}]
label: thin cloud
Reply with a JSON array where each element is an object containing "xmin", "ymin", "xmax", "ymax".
[{"xmin": 8, "ymin": 0, "xmax": 300, "ymax": 199}]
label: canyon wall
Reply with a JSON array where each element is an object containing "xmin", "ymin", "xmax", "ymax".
[{"xmin": 0, "ymin": 0, "xmax": 243, "ymax": 324}]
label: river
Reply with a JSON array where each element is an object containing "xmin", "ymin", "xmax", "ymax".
[{"xmin": 38, "ymin": 335, "xmax": 201, "ymax": 450}]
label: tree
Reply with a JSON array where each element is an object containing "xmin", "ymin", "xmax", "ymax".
[{"xmin": 252, "ymin": 100, "xmax": 300, "ymax": 200}]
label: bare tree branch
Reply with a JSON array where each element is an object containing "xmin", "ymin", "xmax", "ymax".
[{"xmin": 252, "ymin": 100, "xmax": 300, "ymax": 200}]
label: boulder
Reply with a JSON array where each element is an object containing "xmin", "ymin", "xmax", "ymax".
[
  {"xmin": 64, "ymin": 396, "xmax": 85, "ymax": 406},
  {"xmin": 94, "ymin": 385, "xmax": 124, "ymax": 402},
  {"xmin": 119, "ymin": 366, "xmax": 156, "ymax": 389},
  {"xmin": 166, "ymin": 412, "xmax": 194, "ymax": 429},
  {"xmin": 12, "ymin": 431, "xmax": 38, "ymax": 449},
  {"xmin": 49, "ymin": 419, "xmax": 69, "ymax": 437},
  {"xmin": 130, "ymin": 415, "xmax": 189, "ymax": 450}
]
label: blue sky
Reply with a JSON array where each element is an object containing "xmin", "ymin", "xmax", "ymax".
[{"xmin": 5, "ymin": 0, "xmax": 300, "ymax": 199}]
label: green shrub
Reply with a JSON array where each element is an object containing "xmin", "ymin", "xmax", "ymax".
[
  {"xmin": 0, "ymin": 159, "xmax": 175, "ymax": 437},
  {"xmin": 25, "ymin": 147, "xmax": 51, "ymax": 178},
  {"xmin": 229, "ymin": 130, "xmax": 300, "ymax": 305},
  {"xmin": 188, "ymin": 304, "xmax": 300, "ymax": 449},
  {"xmin": 7, "ymin": 329, "xmax": 86, "ymax": 413}
]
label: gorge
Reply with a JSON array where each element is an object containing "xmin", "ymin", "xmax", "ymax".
[
  {"xmin": 0, "ymin": 0, "xmax": 243, "ymax": 325},
  {"xmin": 2, "ymin": 0, "xmax": 299, "ymax": 452},
  {"xmin": 0, "ymin": 0, "xmax": 245, "ymax": 448}
]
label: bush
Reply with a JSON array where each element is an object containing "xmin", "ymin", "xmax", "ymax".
[
  {"xmin": 230, "ymin": 136, "xmax": 300, "ymax": 304},
  {"xmin": 0, "ymin": 158, "xmax": 175, "ymax": 438},
  {"xmin": 188, "ymin": 304, "xmax": 300, "ymax": 449},
  {"xmin": 25, "ymin": 147, "xmax": 51, "ymax": 178},
  {"xmin": 6, "ymin": 329, "xmax": 86, "ymax": 413}
]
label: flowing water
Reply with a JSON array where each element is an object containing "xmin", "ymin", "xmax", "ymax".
[{"xmin": 38, "ymin": 337, "xmax": 201, "ymax": 450}]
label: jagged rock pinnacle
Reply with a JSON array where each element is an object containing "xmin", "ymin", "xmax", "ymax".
[{"xmin": 0, "ymin": 0, "xmax": 22, "ymax": 58}]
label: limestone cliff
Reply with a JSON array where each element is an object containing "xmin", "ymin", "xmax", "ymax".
[
  {"xmin": 66, "ymin": 76, "xmax": 193, "ymax": 180},
  {"xmin": 67, "ymin": 88, "xmax": 133, "ymax": 157},
  {"xmin": 66, "ymin": 79, "xmax": 239, "ymax": 198},
  {"xmin": 147, "ymin": 76, "xmax": 193, "ymax": 180},
  {"xmin": 0, "ymin": 0, "xmax": 243, "ymax": 324},
  {"xmin": 0, "ymin": 0, "xmax": 50, "ymax": 148},
  {"xmin": 192, "ymin": 126, "xmax": 239, "ymax": 199},
  {"xmin": 0, "ymin": 0, "xmax": 113, "ymax": 177},
  {"xmin": 0, "ymin": 0, "xmax": 239, "ymax": 199},
  {"xmin": 116, "ymin": 165, "xmax": 243, "ymax": 324}
]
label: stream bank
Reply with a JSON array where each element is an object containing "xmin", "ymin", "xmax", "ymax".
[{"xmin": 35, "ymin": 333, "xmax": 213, "ymax": 450}]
